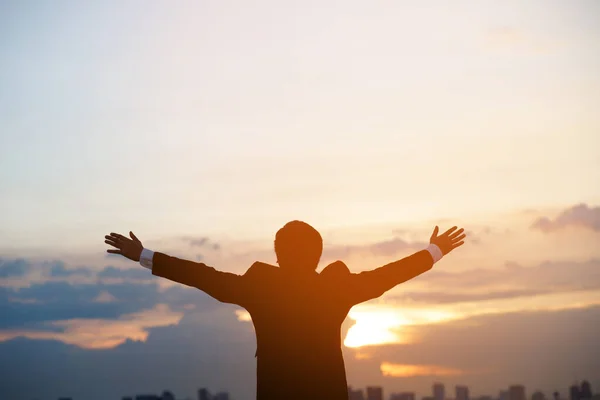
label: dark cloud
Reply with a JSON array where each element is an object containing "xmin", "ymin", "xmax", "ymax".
[
  {"xmin": 181, "ymin": 236, "xmax": 221, "ymax": 250},
  {"xmin": 97, "ymin": 266, "xmax": 152, "ymax": 280},
  {"xmin": 49, "ymin": 262, "xmax": 92, "ymax": 277},
  {"xmin": 0, "ymin": 282, "xmax": 158, "ymax": 328},
  {"xmin": 0, "ymin": 303, "xmax": 256, "ymax": 400},
  {"xmin": 531, "ymin": 203, "xmax": 600, "ymax": 233},
  {"xmin": 189, "ymin": 237, "xmax": 208, "ymax": 247},
  {"xmin": 388, "ymin": 258, "xmax": 600, "ymax": 305},
  {"xmin": 0, "ymin": 258, "xmax": 30, "ymax": 278},
  {"xmin": 390, "ymin": 288, "xmax": 554, "ymax": 305},
  {"xmin": 0, "ymin": 258, "xmax": 230, "ymax": 330}
]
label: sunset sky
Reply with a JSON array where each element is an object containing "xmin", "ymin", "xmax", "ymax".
[{"xmin": 1, "ymin": 1, "xmax": 599, "ymax": 400}]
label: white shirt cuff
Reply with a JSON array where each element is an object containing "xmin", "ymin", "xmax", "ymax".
[
  {"xmin": 426, "ymin": 243, "xmax": 443, "ymax": 263},
  {"xmin": 139, "ymin": 248, "xmax": 154, "ymax": 270}
]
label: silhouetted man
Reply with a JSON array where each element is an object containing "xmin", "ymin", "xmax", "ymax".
[{"xmin": 105, "ymin": 221, "xmax": 466, "ymax": 400}]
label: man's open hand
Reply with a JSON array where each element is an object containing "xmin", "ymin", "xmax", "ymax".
[
  {"xmin": 430, "ymin": 226, "xmax": 466, "ymax": 255},
  {"xmin": 105, "ymin": 231, "xmax": 143, "ymax": 262}
]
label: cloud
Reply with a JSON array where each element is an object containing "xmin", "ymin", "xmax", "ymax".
[
  {"xmin": 531, "ymin": 203, "xmax": 600, "ymax": 233},
  {"xmin": 181, "ymin": 236, "xmax": 221, "ymax": 250},
  {"xmin": 49, "ymin": 262, "xmax": 92, "ymax": 277},
  {"xmin": 322, "ymin": 237, "xmax": 427, "ymax": 262},
  {"xmin": 380, "ymin": 362, "xmax": 465, "ymax": 377},
  {"xmin": 0, "ymin": 303, "xmax": 184, "ymax": 349},
  {"xmin": 188, "ymin": 237, "xmax": 208, "ymax": 247},
  {"xmin": 97, "ymin": 266, "xmax": 151, "ymax": 280},
  {"xmin": 0, "ymin": 258, "xmax": 30, "ymax": 278},
  {"xmin": 93, "ymin": 291, "xmax": 117, "ymax": 303},
  {"xmin": 0, "ymin": 281, "xmax": 158, "ymax": 328},
  {"xmin": 390, "ymin": 258, "xmax": 600, "ymax": 305}
]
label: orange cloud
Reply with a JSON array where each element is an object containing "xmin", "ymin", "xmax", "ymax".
[
  {"xmin": 0, "ymin": 303, "xmax": 183, "ymax": 349},
  {"xmin": 380, "ymin": 362, "xmax": 464, "ymax": 377}
]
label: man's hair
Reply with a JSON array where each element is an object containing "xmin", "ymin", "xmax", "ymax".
[{"xmin": 274, "ymin": 220, "xmax": 323, "ymax": 271}]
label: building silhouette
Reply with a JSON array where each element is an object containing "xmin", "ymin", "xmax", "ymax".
[
  {"xmin": 500, "ymin": 391, "xmax": 510, "ymax": 400},
  {"xmin": 510, "ymin": 385, "xmax": 527, "ymax": 400},
  {"xmin": 571, "ymin": 384, "xmax": 582, "ymax": 400},
  {"xmin": 348, "ymin": 386, "xmax": 366, "ymax": 400},
  {"xmin": 366, "ymin": 386, "xmax": 383, "ymax": 400},
  {"xmin": 532, "ymin": 391, "xmax": 546, "ymax": 400},
  {"xmin": 162, "ymin": 390, "xmax": 175, "ymax": 400},
  {"xmin": 135, "ymin": 396, "xmax": 161, "ymax": 400},
  {"xmin": 581, "ymin": 381, "xmax": 593, "ymax": 400},
  {"xmin": 456, "ymin": 385, "xmax": 470, "ymax": 400},
  {"xmin": 213, "ymin": 392, "xmax": 230, "ymax": 400},
  {"xmin": 434, "ymin": 383, "xmax": 446, "ymax": 400},
  {"xmin": 391, "ymin": 392, "xmax": 416, "ymax": 400},
  {"xmin": 198, "ymin": 388, "xmax": 211, "ymax": 400}
]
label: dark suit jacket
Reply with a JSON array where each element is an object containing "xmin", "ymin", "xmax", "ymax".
[{"xmin": 151, "ymin": 251, "xmax": 433, "ymax": 400}]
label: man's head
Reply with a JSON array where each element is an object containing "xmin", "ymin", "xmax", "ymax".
[{"xmin": 274, "ymin": 220, "xmax": 323, "ymax": 272}]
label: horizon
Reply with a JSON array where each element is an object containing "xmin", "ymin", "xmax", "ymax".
[{"xmin": 1, "ymin": 1, "xmax": 599, "ymax": 400}]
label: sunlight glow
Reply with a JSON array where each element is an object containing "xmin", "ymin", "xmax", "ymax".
[
  {"xmin": 344, "ymin": 307, "xmax": 457, "ymax": 348},
  {"xmin": 381, "ymin": 362, "xmax": 464, "ymax": 377}
]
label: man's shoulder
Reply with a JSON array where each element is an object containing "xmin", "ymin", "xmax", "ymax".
[
  {"xmin": 245, "ymin": 261, "xmax": 279, "ymax": 277},
  {"xmin": 319, "ymin": 260, "xmax": 351, "ymax": 278}
]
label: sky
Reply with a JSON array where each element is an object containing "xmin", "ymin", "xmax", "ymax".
[{"xmin": 0, "ymin": 1, "xmax": 599, "ymax": 399}]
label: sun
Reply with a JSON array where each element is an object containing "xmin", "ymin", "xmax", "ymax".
[{"xmin": 343, "ymin": 306, "xmax": 456, "ymax": 348}]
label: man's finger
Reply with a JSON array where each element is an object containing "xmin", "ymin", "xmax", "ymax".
[
  {"xmin": 105, "ymin": 235, "xmax": 121, "ymax": 244},
  {"xmin": 449, "ymin": 228, "xmax": 464, "ymax": 240},
  {"xmin": 452, "ymin": 240, "xmax": 464, "ymax": 248},
  {"xmin": 107, "ymin": 249, "xmax": 121, "ymax": 254},
  {"xmin": 430, "ymin": 226, "xmax": 439, "ymax": 240},
  {"xmin": 130, "ymin": 231, "xmax": 140, "ymax": 243},
  {"xmin": 109, "ymin": 233, "xmax": 128, "ymax": 242},
  {"xmin": 105, "ymin": 239, "xmax": 121, "ymax": 248},
  {"xmin": 442, "ymin": 226, "xmax": 458, "ymax": 236},
  {"xmin": 452, "ymin": 233, "xmax": 466, "ymax": 242}
]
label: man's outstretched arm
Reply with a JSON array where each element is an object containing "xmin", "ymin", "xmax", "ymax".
[
  {"xmin": 345, "ymin": 226, "xmax": 466, "ymax": 306},
  {"xmin": 105, "ymin": 231, "xmax": 249, "ymax": 305}
]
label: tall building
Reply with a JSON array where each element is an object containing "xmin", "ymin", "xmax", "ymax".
[
  {"xmin": 509, "ymin": 385, "xmax": 526, "ymax": 400},
  {"xmin": 391, "ymin": 392, "xmax": 416, "ymax": 400},
  {"xmin": 367, "ymin": 386, "xmax": 384, "ymax": 400},
  {"xmin": 162, "ymin": 391, "xmax": 176, "ymax": 400},
  {"xmin": 456, "ymin": 385, "xmax": 470, "ymax": 400},
  {"xmin": 213, "ymin": 393, "xmax": 230, "ymax": 400},
  {"xmin": 571, "ymin": 385, "xmax": 581, "ymax": 400},
  {"xmin": 434, "ymin": 383, "xmax": 446, "ymax": 400},
  {"xmin": 532, "ymin": 391, "xmax": 546, "ymax": 400},
  {"xmin": 581, "ymin": 381, "xmax": 593, "ymax": 400},
  {"xmin": 198, "ymin": 388, "xmax": 211, "ymax": 400},
  {"xmin": 349, "ymin": 386, "xmax": 365, "ymax": 400}
]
